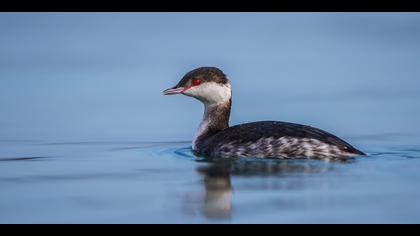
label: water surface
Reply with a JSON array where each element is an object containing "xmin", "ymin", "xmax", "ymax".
[{"xmin": 1, "ymin": 135, "xmax": 420, "ymax": 223}]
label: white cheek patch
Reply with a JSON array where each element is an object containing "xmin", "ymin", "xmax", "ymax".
[{"xmin": 184, "ymin": 82, "xmax": 231, "ymax": 105}]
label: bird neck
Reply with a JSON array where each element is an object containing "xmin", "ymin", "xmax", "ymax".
[{"xmin": 192, "ymin": 99, "xmax": 231, "ymax": 151}]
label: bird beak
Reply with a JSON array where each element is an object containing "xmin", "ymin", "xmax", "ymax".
[{"xmin": 162, "ymin": 86, "xmax": 185, "ymax": 95}]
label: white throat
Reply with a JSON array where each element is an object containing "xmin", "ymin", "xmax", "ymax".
[
  {"xmin": 187, "ymin": 82, "xmax": 232, "ymax": 151},
  {"xmin": 192, "ymin": 113, "xmax": 211, "ymax": 151}
]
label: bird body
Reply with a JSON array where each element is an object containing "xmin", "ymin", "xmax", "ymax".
[{"xmin": 163, "ymin": 67, "xmax": 365, "ymax": 160}]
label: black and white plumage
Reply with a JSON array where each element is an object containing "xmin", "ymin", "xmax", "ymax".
[{"xmin": 163, "ymin": 67, "xmax": 365, "ymax": 160}]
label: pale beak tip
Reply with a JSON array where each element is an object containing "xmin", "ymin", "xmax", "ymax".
[
  {"xmin": 162, "ymin": 89, "xmax": 170, "ymax": 96},
  {"xmin": 162, "ymin": 87, "xmax": 184, "ymax": 96}
]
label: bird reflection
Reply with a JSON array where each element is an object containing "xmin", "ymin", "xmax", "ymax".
[
  {"xmin": 195, "ymin": 158, "xmax": 349, "ymax": 220},
  {"xmin": 196, "ymin": 161, "xmax": 233, "ymax": 219}
]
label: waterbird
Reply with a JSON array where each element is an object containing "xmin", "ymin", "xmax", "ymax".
[{"xmin": 163, "ymin": 67, "xmax": 365, "ymax": 160}]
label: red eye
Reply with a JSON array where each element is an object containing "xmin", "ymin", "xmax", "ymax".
[{"xmin": 192, "ymin": 79, "xmax": 202, "ymax": 86}]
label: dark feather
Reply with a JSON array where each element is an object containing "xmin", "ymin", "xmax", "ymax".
[{"xmin": 197, "ymin": 121, "xmax": 365, "ymax": 158}]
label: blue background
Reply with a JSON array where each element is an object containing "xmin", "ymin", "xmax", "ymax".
[{"xmin": 1, "ymin": 13, "xmax": 419, "ymax": 143}]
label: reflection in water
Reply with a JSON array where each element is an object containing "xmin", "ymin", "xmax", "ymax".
[
  {"xmin": 197, "ymin": 162, "xmax": 233, "ymax": 219},
  {"xmin": 195, "ymin": 158, "xmax": 344, "ymax": 220}
]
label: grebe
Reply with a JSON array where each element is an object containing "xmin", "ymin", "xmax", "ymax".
[{"xmin": 163, "ymin": 67, "xmax": 365, "ymax": 160}]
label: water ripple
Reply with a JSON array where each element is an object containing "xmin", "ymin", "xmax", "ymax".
[
  {"xmin": 0, "ymin": 156, "xmax": 53, "ymax": 162},
  {"xmin": 160, "ymin": 146, "xmax": 198, "ymax": 161}
]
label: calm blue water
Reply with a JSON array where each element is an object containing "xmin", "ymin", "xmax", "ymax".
[{"xmin": 1, "ymin": 13, "xmax": 420, "ymax": 223}]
